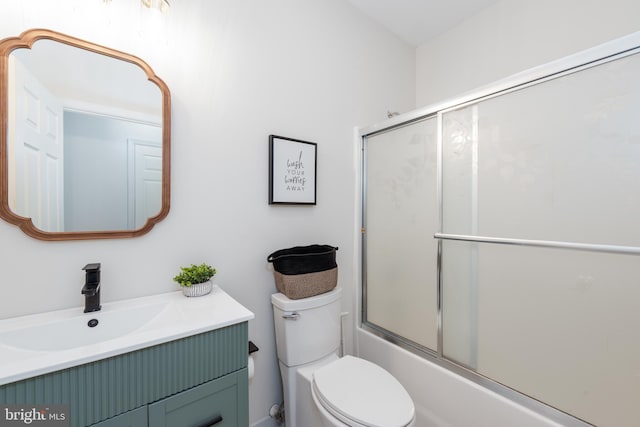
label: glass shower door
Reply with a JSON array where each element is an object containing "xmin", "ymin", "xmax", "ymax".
[
  {"xmin": 440, "ymin": 48, "xmax": 640, "ymax": 427},
  {"xmin": 363, "ymin": 117, "xmax": 438, "ymax": 351}
]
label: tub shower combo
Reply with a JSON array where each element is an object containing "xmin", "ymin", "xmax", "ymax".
[{"xmin": 360, "ymin": 32, "xmax": 640, "ymax": 427}]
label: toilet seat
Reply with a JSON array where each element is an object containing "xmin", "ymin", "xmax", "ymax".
[{"xmin": 312, "ymin": 355, "xmax": 415, "ymax": 427}]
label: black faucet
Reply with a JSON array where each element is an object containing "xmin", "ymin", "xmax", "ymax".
[{"xmin": 81, "ymin": 263, "xmax": 102, "ymax": 313}]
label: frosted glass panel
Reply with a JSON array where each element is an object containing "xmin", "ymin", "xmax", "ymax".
[
  {"xmin": 442, "ymin": 240, "xmax": 640, "ymax": 427},
  {"xmin": 364, "ymin": 118, "xmax": 438, "ymax": 350},
  {"xmin": 442, "ymin": 51, "xmax": 640, "ymax": 246}
]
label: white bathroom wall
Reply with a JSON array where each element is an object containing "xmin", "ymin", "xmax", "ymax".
[
  {"xmin": 0, "ymin": 1, "xmax": 415, "ymax": 426},
  {"xmin": 416, "ymin": 0, "xmax": 640, "ymax": 107}
]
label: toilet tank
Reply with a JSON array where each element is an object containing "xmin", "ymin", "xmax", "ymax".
[{"xmin": 271, "ymin": 288, "xmax": 342, "ymax": 367}]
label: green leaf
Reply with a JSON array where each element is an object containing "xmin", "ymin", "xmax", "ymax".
[{"xmin": 173, "ymin": 263, "xmax": 217, "ymax": 287}]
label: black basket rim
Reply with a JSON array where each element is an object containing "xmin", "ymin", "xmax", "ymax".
[{"xmin": 267, "ymin": 245, "xmax": 338, "ymax": 263}]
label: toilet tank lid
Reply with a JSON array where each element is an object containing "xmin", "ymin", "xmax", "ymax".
[
  {"xmin": 313, "ymin": 355, "xmax": 415, "ymax": 427},
  {"xmin": 271, "ymin": 288, "xmax": 342, "ymax": 311}
]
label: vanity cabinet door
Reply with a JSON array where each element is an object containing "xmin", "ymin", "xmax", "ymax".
[
  {"xmin": 89, "ymin": 406, "xmax": 147, "ymax": 426},
  {"xmin": 148, "ymin": 370, "xmax": 246, "ymax": 427}
]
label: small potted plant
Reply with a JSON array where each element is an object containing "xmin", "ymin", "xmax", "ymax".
[{"xmin": 173, "ymin": 263, "xmax": 217, "ymax": 297}]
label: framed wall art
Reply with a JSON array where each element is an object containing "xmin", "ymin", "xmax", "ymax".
[{"xmin": 269, "ymin": 135, "xmax": 317, "ymax": 205}]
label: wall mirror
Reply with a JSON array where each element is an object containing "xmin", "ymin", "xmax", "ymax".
[{"xmin": 0, "ymin": 29, "xmax": 171, "ymax": 240}]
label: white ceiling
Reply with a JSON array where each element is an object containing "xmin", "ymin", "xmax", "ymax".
[{"xmin": 346, "ymin": 0, "xmax": 498, "ymax": 46}]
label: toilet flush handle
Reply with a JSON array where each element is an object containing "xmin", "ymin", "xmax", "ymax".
[{"xmin": 282, "ymin": 311, "xmax": 299, "ymax": 320}]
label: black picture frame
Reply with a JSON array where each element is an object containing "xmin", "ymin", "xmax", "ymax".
[{"xmin": 269, "ymin": 135, "xmax": 317, "ymax": 205}]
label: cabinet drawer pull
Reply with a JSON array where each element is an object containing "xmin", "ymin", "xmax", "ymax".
[{"xmin": 198, "ymin": 414, "xmax": 223, "ymax": 427}]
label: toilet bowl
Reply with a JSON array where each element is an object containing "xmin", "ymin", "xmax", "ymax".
[
  {"xmin": 272, "ymin": 288, "xmax": 415, "ymax": 427},
  {"xmin": 312, "ymin": 355, "xmax": 415, "ymax": 427}
]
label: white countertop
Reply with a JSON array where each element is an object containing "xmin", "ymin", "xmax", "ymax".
[{"xmin": 0, "ymin": 286, "xmax": 254, "ymax": 386}]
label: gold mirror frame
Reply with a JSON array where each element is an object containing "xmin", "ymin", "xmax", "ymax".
[{"xmin": 0, "ymin": 29, "xmax": 171, "ymax": 240}]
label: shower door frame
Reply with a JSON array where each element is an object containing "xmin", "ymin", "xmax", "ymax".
[{"xmin": 359, "ymin": 30, "xmax": 640, "ymax": 427}]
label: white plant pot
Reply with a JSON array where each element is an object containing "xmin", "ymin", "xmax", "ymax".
[{"xmin": 181, "ymin": 280, "xmax": 213, "ymax": 297}]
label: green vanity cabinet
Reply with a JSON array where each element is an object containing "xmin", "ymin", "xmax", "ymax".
[
  {"xmin": 89, "ymin": 407, "xmax": 148, "ymax": 426},
  {"xmin": 91, "ymin": 369, "xmax": 247, "ymax": 427},
  {"xmin": 1, "ymin": 322, "xmax": 249, "ymax": 427},
  {"xmin": 148, "ymin": 369, "xmax": 247, "ymax": 427}
]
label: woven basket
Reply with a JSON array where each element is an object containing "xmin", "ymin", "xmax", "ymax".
[
  {"xmin": 268, "ymin": 245, "xmax": 338, "ymax": 275},
  {"xmin": 274, "ymin": 267, "xmax": 337, "ymax": 300}
]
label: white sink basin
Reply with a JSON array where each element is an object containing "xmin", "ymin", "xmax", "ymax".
[
  {"xmin": 0, "ymin": 302, "xmax": 166, "ymax": 351},
  {"xmin": 0, "ymin": 286, "xmax": 254, "ymax": 385}
]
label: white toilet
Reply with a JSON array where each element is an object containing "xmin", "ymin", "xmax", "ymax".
[{"xmin": 272, "ymin": 288, "xmax": 416, "ymax": 427}]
